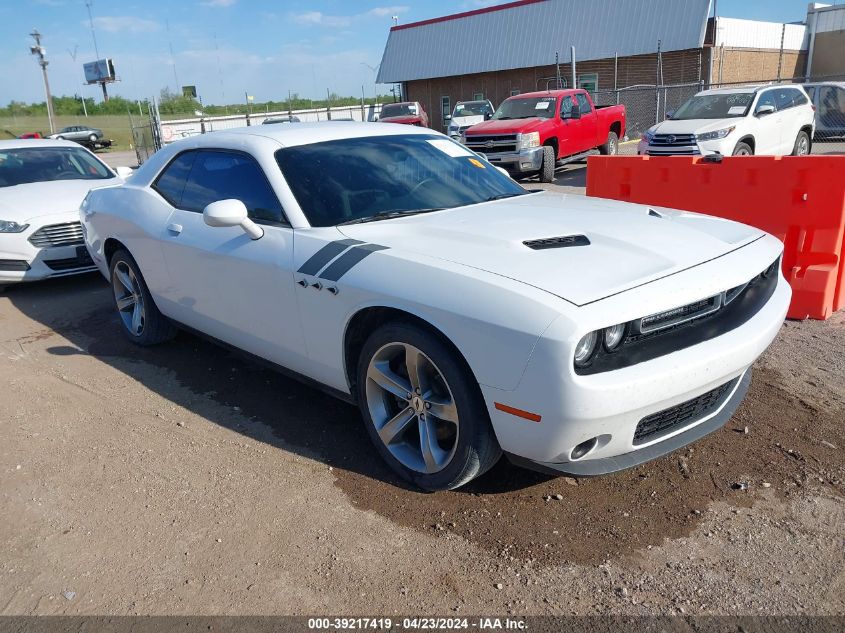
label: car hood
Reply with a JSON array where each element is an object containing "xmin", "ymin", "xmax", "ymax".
[
  {"xmin": 450, "ymin": 115, "xmax": 485, "ymax": 128},
  {"xmin": 0, "ymin": 178, "xmax": 119, "ymax": 223},
  {"xmin": 466, "ymin": 118, "xmax": 549, "ymax": 135},
  {"xmin": 378, "ymin": 115, "xmax": 423, "ymax": 124},
  {"xmin": 649, "ymin": 118, "xmax": 741, "ymax": 136},
  {"xmin": 337, "ymin": 192, "xmax": 763, "ymax": 306}
]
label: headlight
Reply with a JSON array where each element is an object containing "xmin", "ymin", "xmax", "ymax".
[
  {"xmin": 519, "ymin": 131, "xmax": 540, "ymax": 149},
  {"xmin": 0, "ymin": 220, "xmax": 29, "ymax": 233},
  {"xmin": 603, "ymin": 323, "xmax": 626, "ymax": 351},
  {"xmin": 696, "ymin": 126, "xmax": 735, "ymax": 142},
  {"xmin": 643, "ymin": 131, "xmax": 655, "ymax": 143},
  {"xmin": 574, "ymin": 331, "xmax": 599, "ymax": 367}
]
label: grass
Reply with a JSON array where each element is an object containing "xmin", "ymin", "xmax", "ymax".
[{"xmin": 0, "ymin": 114, "xmax": 142, "ymax": 150}]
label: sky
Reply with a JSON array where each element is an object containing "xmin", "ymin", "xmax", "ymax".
[{"xmin": 0, "ymin": 0, "xmax": 820, "ymax": 106}]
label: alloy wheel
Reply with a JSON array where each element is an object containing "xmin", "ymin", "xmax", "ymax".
[
  {"xmin": 112, "ymin": 261, "xmax": 145, "ymax": 336},
  {"xmin": 365, "ymin": 342, "xmax": 459, "ymax": 474}
]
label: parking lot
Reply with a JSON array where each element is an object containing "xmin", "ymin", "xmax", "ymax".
[{"xmin": 2, "ymin": 160, "xmax": 844, "ymax": 615}]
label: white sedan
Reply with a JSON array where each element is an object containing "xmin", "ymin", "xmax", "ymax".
[
  {"xmin": 81, "ymin": 123, "xmax": 790, "ymax": 491},
  {"xmin": 0, "ymin": 139, "xmax": 128, "ymax": 288}
]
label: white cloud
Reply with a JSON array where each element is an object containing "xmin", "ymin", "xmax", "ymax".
[
  {"xmin": 90, "ymin": 16, "xmax": 160, "ymax": 33},
  {"xmin": 291, "ymin": 6, "xmax": 409, "ymax": 28},
  {"xmin": 200, "ymin": 0, "xmax": 237, "ymax": 7},
  {"xmin": 367, "ymin": 6, "xmax": 410, "ymax": 17}
]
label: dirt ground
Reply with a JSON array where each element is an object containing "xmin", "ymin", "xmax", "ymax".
[{"xmin": 1, "ymin": 264, "xmax": 843, "ymax": 617}]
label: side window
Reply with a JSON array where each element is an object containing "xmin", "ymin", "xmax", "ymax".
[
  {"xmin": 560, "ymin": 96, "xmax": 574, "ymax": 118},
  {"xmin": 791, "ymin": 89, "xmax": 808, "ymax": 107},
  {"xmin": 805, "ymin": 86, "xmax": 817, "ymax": 101},
  {"xmin": 819, "ymin": 87, "xmax": 845, "ymax": 127},
  {"xmin": 774, "ymin": 88, "xmax": 796, "ymax": 110},
  {"xmin": 756, "ymin": 91, "xmax": 777, "ymax": 112},
  {"xmin": 576, "ymin": 93, "xmax": 592, "ymax": 114},
  {"xmin": 180, "ymin": 150, "xmax": 284, "ymax": 224},
  {"xmin": 153, "ymin": 151, "xmax": 197, "ymax": 207}
]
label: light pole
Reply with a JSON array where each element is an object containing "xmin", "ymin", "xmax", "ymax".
[{"xmin": 30, "ymin": 30, "xmax": 55, "ymax": 134}]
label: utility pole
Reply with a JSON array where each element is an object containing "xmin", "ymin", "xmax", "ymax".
[{"xmin": 30, "ymin": 30, "xmax": 55, "ymax": 134}]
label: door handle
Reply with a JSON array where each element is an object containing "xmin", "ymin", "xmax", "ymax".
[{"xmin": 167, "ymin": 223, "xmax": 183, "ymax": 235}]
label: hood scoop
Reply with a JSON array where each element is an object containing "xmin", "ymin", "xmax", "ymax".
[{"xmin": 523, "ymin": 235, "xmax": 590, "ymax": 250}]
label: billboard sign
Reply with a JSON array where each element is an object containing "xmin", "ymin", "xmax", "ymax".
[
  {"xmin": 182, "ymin": 85, "xmax": 197, "ymax": 98},
  {"xmin": 83, "ymin": 58, "xmax": 116, "ymax": 84}
]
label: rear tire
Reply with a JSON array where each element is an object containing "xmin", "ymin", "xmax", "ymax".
[
  {"xmin": 791, "ymin": 130, "xmax": 811, "ymax": 156},
  {"xmin": 598, "ymin": 131, "xmax": 619, "ymax": 155},
  {"xmin": 55, "ymin": 136, "xmax": 64, "ymax": 140},
  {"xmin": 109, "ymin": 249, "xmax": 176, "ymax": 346},
  {"xmin": 539, "ymin": 145, "xmax": 556, "ymax": 183},
  {"xmin": 732, "ymin": 142, "xmax": 753, "ymax": 156},
  {"xmin": 356, "ymin": 322, "xmax": 501, "ymax": 491}
]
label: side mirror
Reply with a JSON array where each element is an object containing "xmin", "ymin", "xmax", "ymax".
[
  {"xmin": 485, "ymin": 112, "xmax": 493, "ymax": 120},
  {"xmin": 755, "ymin": 104, "xmax": 775, "ymax": 117},
  {"xmin": 665, "ymin": 110, "xmax": 675, "ymax": 120},
  {"xmin": 444, "ymin": 114, "xmax": 451, "ymax": 121},
  {"xmin": 114, "ymin": 165, "xmax": 134, "ymax": 179},
  {"xmin": 203, "ymin": 199, "xmax": 264, "ymax": 240},
  {"xmin": 570, "ymin": 104, "xmax": 581, "ymax": 119}
]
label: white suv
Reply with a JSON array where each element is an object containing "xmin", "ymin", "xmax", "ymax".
[{"xmin": 638, "ymin": 85, "xmax": 815, "ymax": 157}]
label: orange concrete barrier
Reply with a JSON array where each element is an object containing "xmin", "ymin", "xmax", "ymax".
[{"xmin": 586, "ymin": 155, "xmax": 845, "ymax": 320}]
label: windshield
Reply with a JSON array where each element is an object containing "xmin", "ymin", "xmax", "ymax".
[
  {"xmin": 493, "ymin": 96, "xmax": 556, "ymax": 120},
  {"xmin": 454, "ymin": 101, "xmax": 492, "ymax": 117},
  {"xmin": 380, "ymin": 103, "xmax": 418, "ymax": 118},
  {"xmin": 671, "ymin": 93, "xmax": 754, "ymax": 120},
  {"xmin": 275, "ymin": 134, "xmax": 526, "ymax": 227},
  {"xmin": 0, "ymin": 146, "xmax": 113, "ymax": 187}
]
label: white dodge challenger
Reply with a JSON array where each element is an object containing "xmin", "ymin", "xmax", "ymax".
[{"xmin": 80, "ymin": 123, "xmax": 790, "ymax": 490}]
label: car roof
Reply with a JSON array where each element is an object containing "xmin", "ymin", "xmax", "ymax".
[
  {"xmin": 0, "ymin": 138, "xmax": 86, "ymax": 150},
  {"xmin": 696, "ymin": 84, "xmax": 808, "ymax": 96},
  {"xmin": 803, "ymin": 81, "xmax": 845, "ymax": 88},
  {"xmin": 506, "ymin": 89, "xmax": 580, "ymax": 99},
  {"xmin": 175, "ymin": 121, "xmax": 438, "ymax": 149}
]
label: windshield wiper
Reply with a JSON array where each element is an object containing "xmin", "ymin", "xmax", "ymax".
[
  {"xmin": 484, "ymin": 192, "xmax": 531, "ymax": 202},
  {"xmin": 336, "ymin": 208, "xmax": 446, "ymax": 226}
]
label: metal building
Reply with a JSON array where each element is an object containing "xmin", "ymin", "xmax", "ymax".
[{"xmin": 377, "ymin": 0, "xmax": 816, "ymax": 133}]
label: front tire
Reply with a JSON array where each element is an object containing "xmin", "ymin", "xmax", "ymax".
[
  {"xmin": 109, "ymin": 249, "xmax": 176, "ymax": 346},
  {"xmin": 356, "ymin": 322, "xmax": 501, "ymax": 491},
  {"xmin": 539, "ymin": 145, "xmax": 556, "ymax": 183},
  {"xmin": 732, "ymin": 141, "xmax": 753, "ymax": 156},
  {"xmin": 89, "ymin": 134, "xmax": 98, "ymax": 143},
  {"xmin": 791, "ymin": 130, "xmax": 811, "ymax": 156},
  {"xmin": 598, "ymin": 131, "xmax": 619, "ymax": 155}
]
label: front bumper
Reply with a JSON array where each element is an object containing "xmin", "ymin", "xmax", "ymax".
[
  {"xmin": 637, "ymin": 137, "xmax": 733, "ymax": 156},
  {"xmin": 0, "ymin": 220, "xmax": 96, "ymax": 284},
  {"xmin": 480, "ymin": 147, "xmax": 544, "ymax": 173},
  {"xmin": 482, "ymin": 243, "xmax": 790, "ymax": 475},
  {"xmin": 507, "ymin": 369, "xmax": 751, "ymax": 476}
]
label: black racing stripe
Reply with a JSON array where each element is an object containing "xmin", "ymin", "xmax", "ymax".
[
  {"xmin": 297, "ymin": 239, "xmax": 363, "ymax": 275},
  {"xmin": 320, "ymin": 244, "xmax": 389, "ymax": 282}
]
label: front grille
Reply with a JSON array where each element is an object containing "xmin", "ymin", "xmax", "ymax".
[
  {"xmin": 651, "ymin": 134, "xmax": 697, "ymax": 146},
  {"xmin": 465, "ymin": 134, "xmax": 519, "ymax": 155},
  {"xmin": 634, "ymin": 378, "xmax": 737, "ymax": 445},
  {"xmin": 638, "ymin": 294, "xmax": 721, "ymax": 334},
  {"xmin": 29, "ymin": 222, "xmax": 85, "ymax": 248},
  {"xmin": 0, "ymin": 259, "xmax": 30, "ymax": 271},
  {"xmin": 44, "ymin": 250, "xmax": 94, "ymax": 271}
]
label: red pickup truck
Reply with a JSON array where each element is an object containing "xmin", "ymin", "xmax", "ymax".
[{"xmin": 462, "ymin": 89, "xmax": 625, "ymax": 182}]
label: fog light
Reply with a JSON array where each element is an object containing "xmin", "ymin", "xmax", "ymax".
[
  {"xmin": 574, "ymin": 331, "xmax": 599, "ymax": 367},
  {"xmin": 603, "ymin": 323, "xmax": 626, "ymax": 351},
  {"xmin": 571, "ymin": 437, "xmax": 598, "ymax": 460}
]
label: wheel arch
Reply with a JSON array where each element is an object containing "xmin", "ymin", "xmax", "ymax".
[
  {"xmin": 609, "ymin": 120, "xmax": 622, "ymax": 138},
  {"xmin": 736, "ymin": 135, "xmax": 755, "ymax": 153},
  {"xmin": 543, "ymin": 136, "xmax": 559, "ymax": 155},
  {"xmin": 103, "ymin": 237, "xmax": 128, "ymax": 266},
  {"xmin": 343, "ymin": 306, "xmax": 480, "ymax": 399}
]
